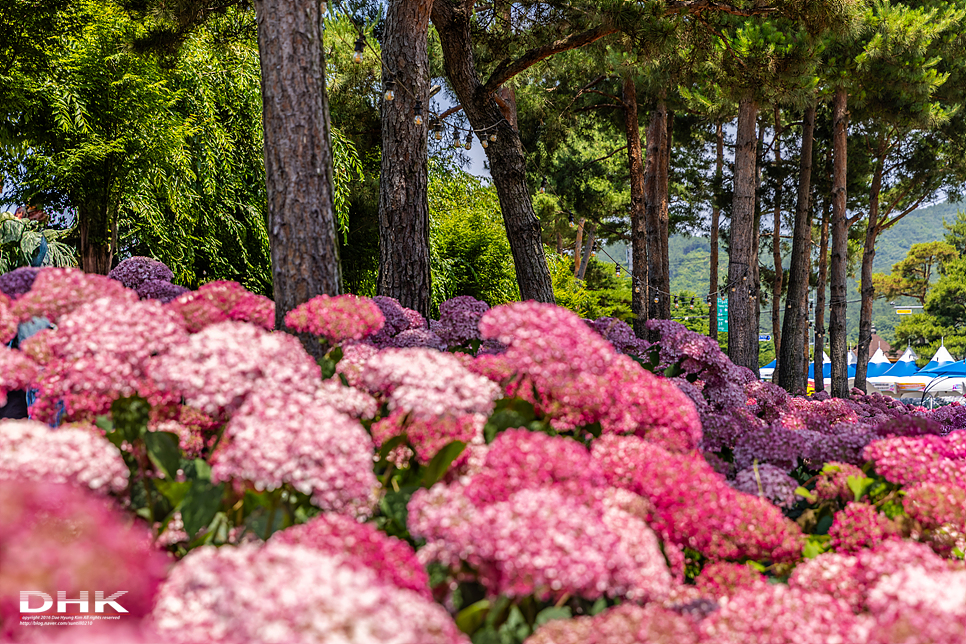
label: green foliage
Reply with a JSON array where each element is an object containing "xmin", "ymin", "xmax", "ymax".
[
  {"xmin": 547, "ymin": 253, "xmax": 632, "ymax": 321},
  {"xmin": 0, "ymin": 212, "xmax": 76, "ymax": 272},
  {"xmin": 871, "ymin": 241, "xmax": 958, "ymax": 305}
]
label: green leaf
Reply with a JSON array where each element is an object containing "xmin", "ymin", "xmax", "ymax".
[
  {"xmin": 421, "ymin": 440, "xmax": 466, "ymax": 488},
  {"xmin": 94, "ymin": 415, "xmax": 113, "ymax": 433},
  {"xmin": 589, "ymin": 597, "xmax": 608, "ymax": 616},
  {"xmin": 534, "ymin": 606, "xmax": 572, "ymax": 628},
  {"xmin": 154, "ymin": 479, "xmax": 191, "ymax": 507},
  {"xmin": 378, "ymin": 485, "xmax": 418, "ymax": 540},
  {"xmin": 183, "ymin": 458, "xmax": 211, "ymax": 481},
  {"xmin": 456, "ymin": 599, "xmax": 491, "ymax": 634},
  {"xmin": 377, "ymin": 434, "xmax": 410, "ymax": 462},
  {"xmin": 746, "ymin": 560, "xmax": 767, "ymax": 573},
  {"xmin": 795, "ymin": 486, "xmax": 817, "ymax": 502},
  {"xmin": 484, "ymin": 397, "xmax": 537, "ymax": 443},
  {"xmin": 143, "ymin": 431, "xmax": 182, "ymax": 480},
  {"xmin": 110, "ymin": 395, "xmax": 151, "ymax": 442},
  {"xmin": 846, "ymin": 475, "xmax": 874, "ymax": 501},
  {"xmin": 803, "ymin": 535, "xmax": 830, "ymax": 559},
  {"xmin": 181, "ymin": 480, "xmax": 225, "ymax": 537}
]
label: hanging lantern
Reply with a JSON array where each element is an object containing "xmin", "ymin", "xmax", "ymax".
[
  {"xmin": 464, "ymin": 133, "xmax": 472, "ymax": 150},
  {"xmin": 568, "ymin": 213, "xmax": 574, "ymax": 226},
  {"xmin": 481, "ymin": 136, "xmax": 488, "ymax": 149},
  {"xmin": 353, "ymin": 36, "xmax": 366, "ymax": 64},
  {"xmin": 413, "ymin": 101, "xmax": 424, "ymax": 126},
  {"xmin": 433, "ymin": 124, "xmax": 443, "ymax": 141},
  {"xmin": 539, "ymin": 177, "xmax": 547, "ymax": 194},
  {"xmin": 615, "ymin": 265, "xmax": 621, "ymax": 276},
  {"xmin": 383, "ymin": 74, "xmax": 395, "ymax": 102}
]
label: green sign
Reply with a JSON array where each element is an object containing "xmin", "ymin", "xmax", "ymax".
[{"xmin": 717, "ymin": 297, "xmax": 728, "ymax": 332}]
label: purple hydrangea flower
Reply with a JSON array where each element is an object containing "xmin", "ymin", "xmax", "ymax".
[
  {"xmin": 436, "ymin": 296, "xmax": 489, "ymax": 347},
  {"xmin": 0, "ymin": 267, "xmax": 42, "ymax": 299},
  {"xmin": 136, "ymin": 279, "xmax": 189, "ymax": 304},
  {"xmin": 108, "ymin": 257, "xmax": 174, "ymax": 289}
]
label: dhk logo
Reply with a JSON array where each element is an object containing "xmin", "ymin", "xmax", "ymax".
[{"xmin": 20, "ymin": 591, "xmax": 128, "ymax": 613}]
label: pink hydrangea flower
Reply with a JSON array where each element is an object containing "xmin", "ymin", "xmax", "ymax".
[
  {"xmin": 592, "ymin": 434, "xmax": 804, "ymax": 562},
  {"xmin": 211, "ymin": 390, "xmax": 378, "ymax": 518},
  {"xmin": 813, "ymin": 462, "xmax": 867, "ymax": 503},
  {"xmin": 0, "ymin": 420, "xmax": 128, "ymax": 493},
  {"xmin": 315, "ymin": 377, "xmax": 379, "ymax": 419},
  {"xmin": 827, "ymin": 502, "xmax": 901, "ymax": 554},
  {"xmin": 0, "ymin": 298, "xmax": 16, "ymax": 344},
  {"xmin": 698, "ymin": 585, "xmax": 860, "ymax": 644},
  {"xmin": 137, "ymin": 279, "xmax": 189, "ymax": 303},
  {"xmin": 788, "ymin": 552, "xmax": 864, "ymax": 611},
  {"xmin": 335, "ymin": 341, "xmax": 380, "ymax": 387},
  {"xmin": 863, "ymin": 433, "xmax": 966, "ymax": 487},
  {"xmin": 0, "ymin": 346, "xmax": 39, "ymax": 406},
  {"xmin": 370, "ymin": 410, "xmax": 484, "ymax": 465},
  {"xmin": 694, "ymin": 562, "xmax": 768, "ymax": 598},
  {"xmin": 108, "ymin": 256, "xmax": 174, "ymax": 289},
  {"xmin": 272, "ymin": 514, "xmax": 431, "ymax": 597},
  {"xmin": 527, "ymin": 603, "xmax": 700, "ymax": 644},
  {"xmin": 150, "ymin": 541, "xmax": 467, "ymax": 644},
  {"xmin": 20, "ymin": 327, "xmax": 53, "ymax": 364},
  {"xmin": 149, "ymin": 321, "xmax": 321, "ymax": 417},
  {"xmin": 361, "ymin": 347, "xmax": 500, "ymax": 418},
  {"xmin": 12, "ymin": 268, "xmax": 136, "ymax": 323},
  {"xmin": 0, "ymin": 480, "xmax": 169, "ymax": 635},
  {"xmin": 169, "ymin": 280, "xmax": 275, "ymax": 332},
  {"xmin": 283, "ymin": 294, "xmax": 384, "ymax": 343},
  {"xmin": 479, "ymin": 302, "xmax": 701, "ymax": 451}
]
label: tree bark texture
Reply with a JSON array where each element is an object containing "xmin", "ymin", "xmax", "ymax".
[
  {"xmin": 771, "ymin": 109, "xmax": 783, "ymax": 362},
  {"xmin": 577, "ymin": 223, "xmax": 596, "ymax": 281},
  {"xmin": 709, "ymin": 122, "xmax": 723, "ymax": 339},
  {"xmin": 643, "ymin": 98, "xmax": 670, "ymax": 321},
  {"xmin": 623, "ymin": 74, "xmax": 649, "ymax": 337},
  {"xmin": 378, "ymin": 0, "xmax": 434, "ymax": 317},
  {"xmin": 77, "ymin": 196, "xmax": 118, "ymax": 275},
  {"xmin": 255, "ymin": 0, "xmax": 342, "ymax": 335},
  {"xmin": 829, "ymin": 87, "xmax": 850, "ymax": 398},
  {"xmin": 431, "ymin": 1, "xmax": 554, "ymax": 303},
  {"xmin": 777, "ymin": 104, "xmax": 815, "ymax": 393},
  {"xmin": 573, "ymin": 218, "xmax": 586, "ymax": 276},
  {"xmin": 814, "ymin": 199, "xmax": 831, "ymax": 393},
  {"xmin": 854, "ymin": 154, "xmax": 885, "ymax": 392},
  {"xmin": 752, "ymin": 122, "xmax": 765, "ymax": 363},
  {"xmin": 727, "ymin": 97, "xmax": 760, "ymax": 373}
]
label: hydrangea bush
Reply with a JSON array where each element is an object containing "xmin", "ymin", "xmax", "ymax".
[{"xmin": 0, "ymin": 264, "xmax": 964, "ymax": 643}]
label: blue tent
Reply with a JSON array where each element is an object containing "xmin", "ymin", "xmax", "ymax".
[
  {"xmin": 867, "ymin": 347, "xmax": 894, "ymax": 378},
  {"xmin": 808, "ymin": 362, "xmax": 857, "ymax": 379},
  {"xmin": 878, "ymin": 346, "xmax": 919, "ymax": 378},
  {"xmin": 917, "ymin": 344, "xmax": 955, "ymax": 373},
  {"xmin": 917, "ymin": 360, "xmax": 966, "ymax": 377}
]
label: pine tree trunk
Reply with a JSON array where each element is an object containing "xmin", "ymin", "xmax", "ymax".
[
  {"xmin": 829, "ymin": 87, "xmax": 850, "ymax": 398},
  {"xmin": 378, "ymin": 0, "xmax": 434, "ymax": 317},
  {"xmin": 771, "ymin": 108, "xmax": 783, "ymax": 362},
  {"xmin": 727, "ymin": 97, "xmax": 760, "ymax": 372},
  {"xmin": 78, "ymin": 198, "xmax": 116, "ymax": 274},
  {"xmin": 752, "ymin": 122, "xmax": 765, "ymax": 365},
  {"xmin": 814, "ymin": 200, "xmax": 830, "ymax": 393},
  {"xmin": 577, "ymin": 223, "xmax": 596, "ymax": 281},
  {"xmin": 855, "ymin": 154, "xmax": 885, "ymax": 392},
  {"xmin": 777, "ymin": 103, "xmax": 815, "ymax": 393},
  {"xmin": 256, "ymin": 0, "xmax": 342, "ymax": 335},
  {"xmin": 431, "ymin": 2, "xmax": 554, "ymax": 303},
  {"xmin": 622, "ymin": 74, "xmax": 648, "ymax": 337},
  {"xmin": 643, "ymin": 98, "xmax": 670, "ymax": 321},
  {"xmin": 709, "ymin": 122, "xmax": 723, "ymax": 339},
  {"xmin": 574, "ymin": 218, "xmax": 586, "ymax": 276}
]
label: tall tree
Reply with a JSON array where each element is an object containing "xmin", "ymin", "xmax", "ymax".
[
  {"xmin": 828, "ymin": 85, "xmax": 850, "ymax": 397},
  {"xmin": 378, "ymin": 0, "xmax": 434, "ymax": 317}
]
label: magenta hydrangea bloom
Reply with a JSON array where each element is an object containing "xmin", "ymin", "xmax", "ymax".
[
  {"xmin": 527, "ymin": 603, "xmax": 700, "ymax": 644},
  {"xmin": 108, "ymin": 256, "xmax": 174, "ymax": 289},
  {"xmin": 212, "ymin": 390, "xmax": 378, "ymax": 518},
  {"xmin": 0, "ymin": 420, "xmax": 128, "ymax": 494},
  {"xmin": 136, "ymin": 279, "xmax": 189, "ymax": 303},
  {"xmin": 590, "ymin": 317, "xmax": 645, "ymax": 355},
  {"xmin": 479, "ymin": 303, "xmax": 701, "ymax": 451},
  {"xmin": 436, "ymin": 295, "xmax": 489, "ymax": 347},
  {"xmin": 0, "ymin": 298, "xmax": 16, "ymax": 344},
  {"xmin": 903, "ymin": 482, "xmax": 966, "ymax": 554},
  {"xmin": 389, "ymin": 327, "xmax": 447, "ymax": 351},
  {"xmin": 697, "ymin": 585, "xmax": 860, "ymax": 644},
  {"xmin": 0, "ymin": 480, "xmax": 169, "ymax": 635},
  {"xmin": 0, "ymin": 266, "xmax": 42, "ymax": 300},
  {"xmin": 150, "ymin": 542, "xmax": 468, "ymax": 644},
  {"xmin": 827, "ymin": 502, "xmax": 901, "ymax": 554},
  {"xmin": 367, "ymin": 295, "xmax": 410, "ymax": 346},
  {"xmin": 866, "ymin": 566, "xmax": 966, "ymax": 644},
  {"xmin": 283, "ymin": 294, "xmax": 384, "ymax": 343},
  {"xmin": 862, "ymin": 432, "xmax": 966, "ymax": 487},
  {"xmin": 12, "ymin": 268, "xmax": 136, "ymax": 323},
  {"xmin": 931, "ymin": 403, "xmax": 966, "ymax": 433},
  {"xmin": 592, "ymin": 434, "xmax": 804, "ymax": 563},
  {"xmin": 169, "ymin": 280, "xmax": 275, "ymax": 332},
  {"xmin": 272, "ymin": 514, "xmax": 431, "ymax": 598},
  {"xmin": 694, "ymin": 562, "xmax": 768, "ymax": 598},
  {"xmin": 732, "ymin": 463, "xmax": 800, "ymax": 509},
  {"xmin": 0, "ymin": 346, "xmax": 39, "ymax": 406},
  {"xmin": 813, "ymin": 462, "xmax": 867, "ymax": 503},
  {"xmin": 370, "ymin": 410, "xmax": 484, "ymax": 465},
  {"xmin": 149, "ymin": 321, "xmax": 321, "ymax": 417},
  {"xmin": 401, "ymin": 306, "xmax": 427, "ymax": 330}
]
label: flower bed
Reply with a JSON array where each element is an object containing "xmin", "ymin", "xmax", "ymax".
[{"xmin": 0, "ymin": 263, "xmax": 963, "ymax": 643}]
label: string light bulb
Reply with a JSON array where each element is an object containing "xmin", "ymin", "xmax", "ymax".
[
  {"xmin": 653, "ymin": 297, "xmax": 659, "ymax": 303},
  {"xmin": 383, "ymin": 75, "xmax": 395, "ymax": 102},
  {"xmin": 615, "ymin": 264, "xmax": 621, "ymax": 276},
  {"xmin": 568, "ymin": 213, "xmax": 574, "ymax": 227},
  {"xmin": 433, "ymin": 124, "xmax": 443, "ymax": 141},
  {"xmin": 634, "ymin": 286, "xmax": 640, "ymax": 293},
  {"xmin": 452, "ymin": 127, "xmax": 460, "ymax": 148},
  {"xmin": 539, "ymin": 177, "xmax": 547, "ymax": 194},
  {"xmin": 489, "ymin": 133, "xmax": 497, "ymax": 142},
  {"xmin": 464, "ymin": 133, "xmax": 472, "ymax": 150},
  {"xmin": 413, "ymin": 101, "xmax": 423, "ymax": 126},
  {"xmin": 353, "ymin": 36, "xmax": 366, "ymax": 64},
  {"xmin": 481, "ymin": 136, "xmax": 488, "ymax": 149}
]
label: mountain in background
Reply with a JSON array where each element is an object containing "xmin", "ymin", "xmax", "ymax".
[{"xmin": 604, "ymin": 199, "xmax": 962, "ymax": 344}]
